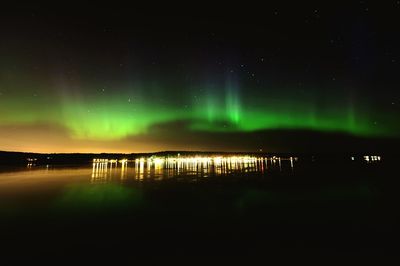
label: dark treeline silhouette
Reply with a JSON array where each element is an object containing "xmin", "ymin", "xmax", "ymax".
[{"xmin": 1, "ymin": 150, "xmax": 398, "ymax": 166}]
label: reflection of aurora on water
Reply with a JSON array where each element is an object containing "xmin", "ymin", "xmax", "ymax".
[{"xmin": 90, "ymin": 156, "xmax": 296, "ymax": 183}]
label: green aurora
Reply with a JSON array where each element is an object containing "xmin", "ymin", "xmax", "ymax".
[
  {"xmin": 0, "ymin": 78, "xmax": 393, "ymax": 142},
  {"xmin": 1, "ymin": 7, "xmax": 400, "ymax": 153}
]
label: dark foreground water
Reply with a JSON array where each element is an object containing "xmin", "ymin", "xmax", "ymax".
[{"xmin": 0, "ymin": 155, "xmax": 399, "ymax": 261}]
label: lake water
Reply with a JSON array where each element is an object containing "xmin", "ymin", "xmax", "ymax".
[
  {"xmin": 0, "ymin": 155, "xmax": 397, "ymax": 261},
  {"xmin": 0, "ymin": 156, "xmax": 296, "ymax": 195}
]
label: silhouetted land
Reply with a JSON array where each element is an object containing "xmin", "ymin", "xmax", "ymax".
[{"xmin": 1, "ymin": 150, "xmax": 398, "ymax": 165}]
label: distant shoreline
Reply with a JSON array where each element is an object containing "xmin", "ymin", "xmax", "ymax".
[{"xmin": 0, "ymin": 150, "xmax": 394, "ymax": 166}]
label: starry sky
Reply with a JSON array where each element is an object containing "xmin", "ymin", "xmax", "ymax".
[{"xmin": 1, "ymin": 2, "xmax": 400, "ymax": 153}]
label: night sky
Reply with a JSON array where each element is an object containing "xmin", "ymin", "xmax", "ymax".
[{"xmin": 1, "ymin": 3, "xmax": 400, "ymax": 153}]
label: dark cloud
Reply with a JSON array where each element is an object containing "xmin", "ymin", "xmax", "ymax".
[
  {"xmin": 126, "ymin": 120, "xmax": 400, "ymax": 153},
  {"xmin": 1, "ymin": 119, "xmax": 399, "ymax": 154}
]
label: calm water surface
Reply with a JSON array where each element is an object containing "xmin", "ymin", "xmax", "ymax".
[
  {"xmin": 0, "ymin": 156, "xmax": 295, "ymax": 189},
  {"xmin": 0, "ymin": 155, "xmax": 396, "ymax": 261}
]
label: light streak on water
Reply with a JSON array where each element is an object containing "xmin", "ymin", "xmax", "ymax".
[{"xmin": 90, "ymin": 156, "xmax": 297, "ymax": 183}]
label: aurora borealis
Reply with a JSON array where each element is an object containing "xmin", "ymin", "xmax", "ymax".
[{"xmin": 1, "ymin": 4, "xmax": 400, "ymax": 153}]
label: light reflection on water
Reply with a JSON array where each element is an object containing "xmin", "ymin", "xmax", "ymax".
[
  {"xmin": 90, "ymin": 156, "xmax": 296, "ymax": 183},
  {"xmin": 0, "ymin": 156, "xmax": 294, "ymax": 191},
  {"xmin": 0, "ymin": 154, "xmax": 383, "ymax": 190}
]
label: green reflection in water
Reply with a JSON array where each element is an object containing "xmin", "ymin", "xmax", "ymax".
[
  {"xmin": 236, "ymin": 189, "xmax": 279, "ymax": 210},
  {"xmin": 237, "ymin": 186, "xmax": 374, "ymax": 210},
  {"xmin": 56, "ymin": 183, "xmax": 143, "ymax": 211}
]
